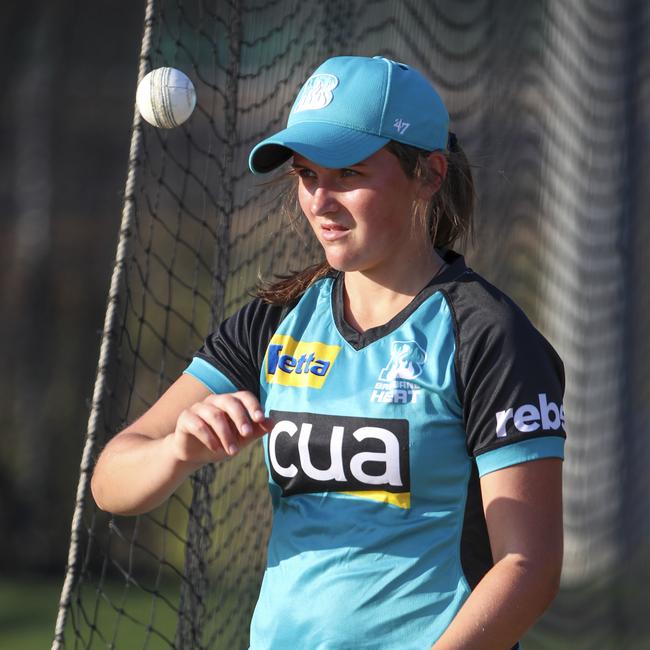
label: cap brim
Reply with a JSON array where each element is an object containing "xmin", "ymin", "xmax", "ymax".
[{"xmin": 248, "ymin": 122, "xmax": 389, "ymax": 175}]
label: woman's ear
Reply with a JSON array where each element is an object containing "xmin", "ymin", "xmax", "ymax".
[{"xmin": 418, "ymin": 151, "xmax": 448, "ymax": 199}]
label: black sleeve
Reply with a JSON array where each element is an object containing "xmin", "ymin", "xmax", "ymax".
[
  {"xmin": 443, "ymin": 275, "xmax": 566, "ymax": 458},
  {"xmin": 195, "ymin": 297, "xmax": 296, "ymax": 398}
]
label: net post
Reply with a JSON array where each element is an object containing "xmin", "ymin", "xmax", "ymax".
[{"xmin": 51, "ymin": 1, "xmax": 157, "ymax": 647}]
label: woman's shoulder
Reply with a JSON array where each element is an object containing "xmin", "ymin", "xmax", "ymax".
[
  {"xmin": 434, "ymin": 253, "xmax": 563, "ymax": 384},
  {"xmin": 219, "ymin": 271, "xmax": 334, "ymax": 340},
  {"xmin": 434, "ymin": 256, "xmax": 566, "ymax": 467},
  {"xmin": 436, "ymin": 253, "xmax": 543, "ymax": 342}
]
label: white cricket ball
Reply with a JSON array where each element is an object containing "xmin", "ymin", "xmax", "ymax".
[{"xmin": 136, "ymin": 67, "xmax": 196, "ymax": 129}]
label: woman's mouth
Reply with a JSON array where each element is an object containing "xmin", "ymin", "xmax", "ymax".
[{"xmin": 320, "ymin": 222, "xmax": 349, "ymax": 242}]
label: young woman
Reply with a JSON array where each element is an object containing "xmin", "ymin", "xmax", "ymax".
[{"xmin": 91, "ymin": 56, "xmax": 565, "ymax": 650}]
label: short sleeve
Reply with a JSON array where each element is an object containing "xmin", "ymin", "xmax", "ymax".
[
  {"xmin": 184, "ymin": 297, "xmax": 296, "ymax": 397},
  {"xmin": 445, "ymin": 277, "xmax": 567, "ymax": 477}
]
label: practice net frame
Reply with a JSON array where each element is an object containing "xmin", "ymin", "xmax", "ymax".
[{"xmin": 53, "ymin": 1, "xmax": 650, "ymax": 648}]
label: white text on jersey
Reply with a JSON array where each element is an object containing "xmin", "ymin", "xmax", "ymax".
[
  {"xmin": 266, "ymin": 410, "xmax": 410, "ymax": 508},
  {"xmin": 269, "ymin": 420, "xmax": 403, "ymax": 487},
  {"xmin": 495, "ymin": 393, "xmax": 565, "ymax": 438}
]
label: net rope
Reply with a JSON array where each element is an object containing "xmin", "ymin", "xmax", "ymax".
[
  {"xmin": 54, "ymin": 1, "xmax": 650, "ymax": 648},
  {"xmin": 52, "ymin": 1, "xmax": 158, "ymax": 646}
]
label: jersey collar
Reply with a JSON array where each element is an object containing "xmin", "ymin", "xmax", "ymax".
[{"xmin": 331, "ymin": 250, "xmax": 469, "ymax": 350}]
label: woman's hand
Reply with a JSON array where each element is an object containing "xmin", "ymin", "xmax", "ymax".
[
  {"xmin": 91, "ymin": 375, "xmax": 272, "ymax": 516},
  {"xmin": 170, "ymin": 391, "xmax": 272, "ymax": 464}
]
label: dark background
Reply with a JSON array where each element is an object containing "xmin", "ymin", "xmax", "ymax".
[{"xmin": 0, "ymin": 1, "xmax": 144, "ymax": 575}]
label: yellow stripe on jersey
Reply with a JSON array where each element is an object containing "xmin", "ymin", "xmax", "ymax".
[{"xmin": 341, "ymin": 490, "xmax": 411, "ymax": 510}]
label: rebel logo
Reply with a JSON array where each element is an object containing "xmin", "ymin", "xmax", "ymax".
[
  {"xmin": 495, "ymin": 393, "xmax": 565, "ymax": 438},
  {"xmin": 268, "ymin": 410, "xmax": 410, "ymax": 500}
]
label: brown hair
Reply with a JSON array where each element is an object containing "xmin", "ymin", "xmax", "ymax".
[{"xmin": 256, "ymin": 137, "xmax": 475, "ymax": 305}]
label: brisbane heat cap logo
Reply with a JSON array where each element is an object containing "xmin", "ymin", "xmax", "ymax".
[
  {"xmin": 265, "ymin": 334, "xmax": 340, "ymax": 389},
  {"xmin": 293, "ymin": 73, "xmax": 339, "ymax": 113}
]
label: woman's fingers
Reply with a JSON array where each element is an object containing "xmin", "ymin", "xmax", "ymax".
[
  {"xmin": 191, "ymin": 402, "xmax": 242, "ymax": 456},
  {"xmin": 205, "ymin": 391, "xmax": 273, "ymax": 438},
  {"xmin": 174, "ymin": 410, "xmax": 224, "ymax": 460},
  {"xmin": 203, "ymin": 394, "xmax": 253, "ymax": 440},
  {"xmin": 234, "ymin": 391, "xmax": 275, "ymax": 431},
  {"xmin": 173, "ymin": 391, "xmax": 273, "ymax": 464},
  {"xmin": 175, "ymin": 391, "xmax": 273, "ymax": 462}
]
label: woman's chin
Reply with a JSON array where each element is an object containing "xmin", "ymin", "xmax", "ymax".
[{"xmin": 324, "ymin": 255, "xmax": 361, "ymax": 273}]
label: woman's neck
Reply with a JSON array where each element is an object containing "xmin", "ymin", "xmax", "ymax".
[{"xmin": 342, "ymin": 249, "xmax": 446, "ymax": 332}]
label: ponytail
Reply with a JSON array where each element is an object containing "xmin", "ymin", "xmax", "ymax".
[
  {"xmin": 256, "ymin": 137, "xmax": 475, "ymax": 305},
  {"xmin": 256, "ymin": 261, "xmax": 330, "ymax": 305},
  {"xmin": 385, "ymin": 136, "xmax": 475, "ymax": 250}
]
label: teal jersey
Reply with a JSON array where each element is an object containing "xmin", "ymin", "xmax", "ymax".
[{"xmin": 185, "ymin": 252, "xmax": 565, "ymax": 649}]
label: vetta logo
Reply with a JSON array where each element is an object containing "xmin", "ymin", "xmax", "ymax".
[
  {"xmin": 495, "ymin": 393, "xmax": 565, "ymax": 438},
  {"xmin": 265, "ymin": 335, "xmax": 340, "ymax": 389}
]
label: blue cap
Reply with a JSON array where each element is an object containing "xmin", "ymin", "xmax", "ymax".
[{"xmin": 249, "ymin": 56, "xmax": 449, "ymax": 175}]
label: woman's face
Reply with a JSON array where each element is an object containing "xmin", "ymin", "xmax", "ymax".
[{"xmin": 293, "ymin": 147, "xmax": 432, "ymax": 277}]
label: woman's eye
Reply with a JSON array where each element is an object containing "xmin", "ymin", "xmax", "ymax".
[
  {"xmin": 341, "ymin": 168, "xmax": 358, "ymax": 177},
  {"xmin": 294, "ymin": 167, "xmax": 315, "ymax": 179}
]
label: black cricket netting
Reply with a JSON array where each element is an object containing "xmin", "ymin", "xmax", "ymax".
[{"xmin": 53, "ymin": 1, "xmax": 650, "ymax": 648}]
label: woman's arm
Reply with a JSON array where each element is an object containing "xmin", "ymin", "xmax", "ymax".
[
  {"xmin": 90, "ymin": 374, "xmax": 269, "ymax": 516},
  {"xmin": 431, "ymin": 457, "xmax": 563, "ymax": 650}
]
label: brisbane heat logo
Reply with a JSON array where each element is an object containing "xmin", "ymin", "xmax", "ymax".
[
  {"xmin": 371, "ymin": 340, "xmax": 427, "ymax": 404},
  {"xmin": 268, "ymin": 410, "xmax": 411, "ymax": 509},
  {"xmin": 292, "ymin": 73, "xmax": 339, "ymax": 113},
  {"xmin": 265, "ymin": 334, "xmax": 340, "ymax": 389}
]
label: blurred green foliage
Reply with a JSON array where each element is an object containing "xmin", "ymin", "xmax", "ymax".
[{"xmin": 0, "ymin": 577, "xmax": 178, "ymax": 649}]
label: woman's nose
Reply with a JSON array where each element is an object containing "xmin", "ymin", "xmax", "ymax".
[{"xmin": 310, "ymin": 185, "xmax": 339, "ymax": 216}]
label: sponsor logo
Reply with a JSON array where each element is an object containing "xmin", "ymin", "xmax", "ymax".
[
  {"xmin": 370, "ymin": 340, "xmax": 426, "ymax": 404},
  {"xmin": 268, "ymin": 410, "xmax": 410, "ymax": 508},
  {"xmin": 293, "ymin": 74, "xmax": 339, "ymax": 113},
  {"xmin": 495, "ymin": 393, "xmax": 565, "ymax": 438},
  {"xmin": 265, "ymin": 334, "xmax": 340, "ymax": 388},
  {"xmin": 393, "ymin": 118, "xmax": 410, "ymax": 135}
]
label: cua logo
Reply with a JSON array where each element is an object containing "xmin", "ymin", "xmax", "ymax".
[
  {"xmin": 268, "ymin": 410, "xmax": 411, "ymax": 509},
  {"xmin": 495, "ymin": 393, "xmax": 565, "ymax": 438},
  {"xmin": 265, "ymin": 334, "xmax": 340, "ymax": 389}
]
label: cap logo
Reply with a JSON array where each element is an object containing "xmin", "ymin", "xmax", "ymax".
[
  {"xmin": 393, "ymin": 118, "xmax": 410, "ymax": 135},
  {"xmin": 293, "ymin": 74, "xmax": 339, "ymax": 113}
]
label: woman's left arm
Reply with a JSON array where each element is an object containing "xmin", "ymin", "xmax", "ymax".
[{"xmin": 431, "ymin": 457, "xmax": 563, "ymax": 650}]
